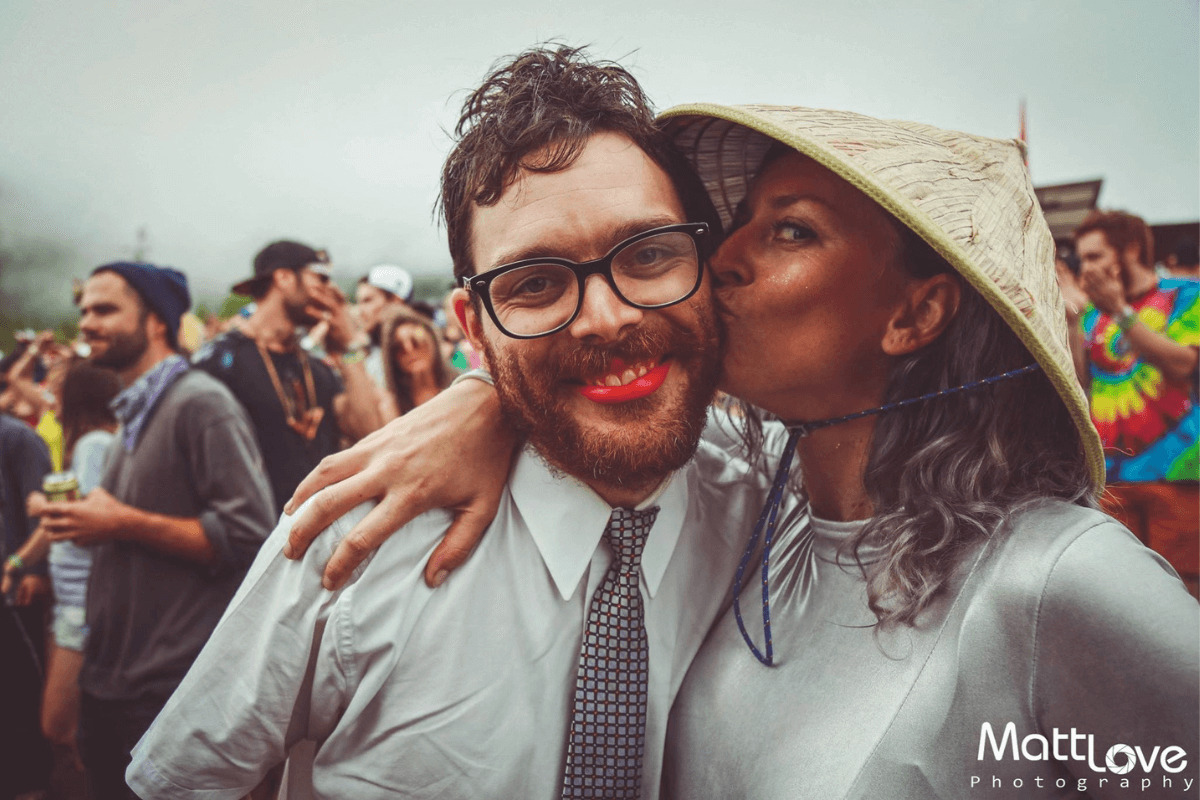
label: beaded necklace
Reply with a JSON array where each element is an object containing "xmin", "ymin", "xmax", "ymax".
[
  {"xmin": 731, "ymin": 363, "xmax": 1041, "ymax": 666},
  {"xmin": 252, "ymin": 337, "xmax": 324, "ymax": 442}
]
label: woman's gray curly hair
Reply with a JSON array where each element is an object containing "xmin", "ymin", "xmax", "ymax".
[
  {"xmin": 730, "ymin": 224, "xmax": 1099, "ymax": 629},
  {"xmin": 852, "ymin": 227, "xmax": 1099, "ymax": 627}
]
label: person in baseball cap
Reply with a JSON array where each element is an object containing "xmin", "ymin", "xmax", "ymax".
[
  {"xmin": 364, "ymin": 264, "xmax": 414, "ymax": 303},
  {"xmin": 194, "ymin": 239, "xmax": 382, "ymax": 515},
  {"xmin": 232, "ymin": 240, "xmax": 331, "ymax": 299}
]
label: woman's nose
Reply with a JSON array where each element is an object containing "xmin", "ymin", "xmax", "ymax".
[{"xmin": 710, "ymin": 230, "xmax": 752, "ymax": 289}]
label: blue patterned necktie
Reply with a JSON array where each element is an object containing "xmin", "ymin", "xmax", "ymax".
[{"xmin": 561, "ymin": 506, "xmax": 659, "ymax": 799}]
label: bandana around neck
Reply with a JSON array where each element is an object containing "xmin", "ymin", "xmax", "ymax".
[{"xmin": 110, "ymin": 354, "xmax": 190, "ymax": 451}]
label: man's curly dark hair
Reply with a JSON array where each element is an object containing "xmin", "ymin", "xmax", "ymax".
[{"xmin": 439, "ymin": 44, "xmax": 719, "ymax": 282}]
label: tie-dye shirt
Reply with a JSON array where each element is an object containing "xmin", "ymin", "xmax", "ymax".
[{"xmin": 1081, "ymin": 278, "xmax": 1199, "ymax": 482}]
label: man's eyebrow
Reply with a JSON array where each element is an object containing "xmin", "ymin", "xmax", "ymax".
[{"xmin": 488, "ymin": 215, "xmax": 683, "ymax": 268}]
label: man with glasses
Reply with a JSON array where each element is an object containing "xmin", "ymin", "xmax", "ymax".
[
  {"xmin": 126, "ymin": 46, "xmax": 779, "ymax": 800},
  {"xmin": 193, "ymin": 241, "xmax": 382, "ymax": 515}
]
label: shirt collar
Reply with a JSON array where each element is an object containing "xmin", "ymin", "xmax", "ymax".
[
  {"xmin": 508, "ymin": 446, "xmax": 688, "ymax": 602},
  {"xmin": 110, "ymin": 354, "xmax": 189, "ymax": 450}
]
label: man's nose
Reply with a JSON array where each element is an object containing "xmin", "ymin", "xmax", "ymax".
[{"xmin": 567, "ymin": 274, "xmax": 644, "ymax": 343}]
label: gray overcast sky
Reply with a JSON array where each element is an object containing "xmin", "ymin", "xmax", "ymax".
[{"xmin": 1, "ymin": 0, "xmax": 1196, "ymax": 312}]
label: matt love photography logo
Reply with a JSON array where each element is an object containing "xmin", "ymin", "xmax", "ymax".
[{"xmin": 971, "ymin": 721, "xmax": 1194, "ymax": 795}]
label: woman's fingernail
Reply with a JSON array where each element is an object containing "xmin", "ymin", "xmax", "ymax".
[{"xmin": 432, "ymin": 570, "xmax": 449, "ymax": 588}]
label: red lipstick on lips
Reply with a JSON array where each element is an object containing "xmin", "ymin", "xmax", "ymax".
[{"xmin": 578, "ymin": 360, "xmax": 672, "ymax": 404}]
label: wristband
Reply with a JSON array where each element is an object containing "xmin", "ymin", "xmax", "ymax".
[
  {"xmin": 450, "ymin": 368, "xmax": 494, "ymax": 388},
  {"xmin": 339, "ymin": 348, "xmax": 368, "ymax": 366},
  {"xmin": 1114, "ymin": 305, "xmax": 1138, "ymax": 333},
  {"xmin": 5, "ymin": 554, "xmax": 24, "ymax": 572}
]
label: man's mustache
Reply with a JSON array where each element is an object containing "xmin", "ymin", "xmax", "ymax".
[{"xmin": 548, "ymin": 319, "xmax": 716, "ymax": 381}]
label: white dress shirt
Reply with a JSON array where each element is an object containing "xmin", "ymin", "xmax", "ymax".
[{"xmin": 127, "ymin": 436, "xmax": 774, "ymax": 800}]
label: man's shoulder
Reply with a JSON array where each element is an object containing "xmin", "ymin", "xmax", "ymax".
[
  {"xmin": 1158, "ymin": 278, "xmax": 1200, "ymax": 320},
  {"xmin": 192, "ymin": 330, "xmax": 257, "ymax": 379},
  {"xmin": 160, "ymin": 368, "xmax": 251, "ymax": 424},
  {"xmin": 284, "ymin": 496, "xmax": 456, "ymax": 589},
  {"xmin": 0, "ymin": 412, "xmax": 40, "ymax": 444},
  {"xmin": 1158, "ymin": 276, "xmax": 1200, "ymax": 296}
]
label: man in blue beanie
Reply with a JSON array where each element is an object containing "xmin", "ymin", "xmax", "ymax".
[
  {"xmin": 85, "ymin": 262, "xmax": 191, "ymax": 352},
  {"xmin": 41, "ymin": 262, "xmax": 275, "ymax": 800}
]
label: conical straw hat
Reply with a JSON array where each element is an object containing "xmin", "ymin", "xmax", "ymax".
[{"xmin": 660, "ymin": 103, "xmax": 1104, "ymax": 487}]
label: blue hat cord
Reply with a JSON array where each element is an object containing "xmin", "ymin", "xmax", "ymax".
[{"xmin": 731, "ymin": 363, "xmax": 1041, "ymax": 666}]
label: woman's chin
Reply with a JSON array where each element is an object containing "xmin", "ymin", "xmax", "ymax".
[{"xmin": 717, "ymin": 363, "xmax": 774, "ymax": 414}]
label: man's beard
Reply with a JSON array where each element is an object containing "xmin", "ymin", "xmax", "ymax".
[
  {"xmin": 283, "ymin": 289, "xmax": 321, "ymax": 328},
  {"xmin": 89, "ymin": 324, "xmax": 150, "ymax": 372},
  {"xmin": 482, "ymin": 308, "xmax": 723, "ymax": 494}
]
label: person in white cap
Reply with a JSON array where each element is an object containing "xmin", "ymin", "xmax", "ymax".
[
  {"xmin": 284, "ymin": 100, "xmax": 1198, "ymax": 798},
  {"xmin": 355, "ymin": 264, "xmax": 415, "ymax": 389}
]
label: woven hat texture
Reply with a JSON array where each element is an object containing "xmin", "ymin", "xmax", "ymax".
[{"xmin": 660, "ymin": 103, "xmax": 1104, "ymax": 486}]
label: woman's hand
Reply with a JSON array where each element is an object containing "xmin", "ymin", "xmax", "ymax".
[{"xmin": 284, "ymin": 379, "xmax": 517, "ymax": 590}]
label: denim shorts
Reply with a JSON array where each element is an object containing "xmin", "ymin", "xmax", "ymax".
[{"xmin": 53, "ymin": 603, "xmax": 89, "ymax": 651}]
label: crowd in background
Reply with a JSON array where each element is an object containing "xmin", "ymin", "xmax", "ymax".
[
  {"xmin": 0, "ymin": 241, "xmax": 477, "ymax": 800},
  {"xmin": 0, "ymin": 216, "xmax": 1196, "ymax": 800}
]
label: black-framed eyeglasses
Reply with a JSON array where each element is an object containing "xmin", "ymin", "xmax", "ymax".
[{"xmin": 462, "ymin": 222, "xmax": 710, "ymax": 339}]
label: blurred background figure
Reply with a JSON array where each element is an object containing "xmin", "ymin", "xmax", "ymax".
[
  {"xmin": 3, "ymin": 361, "xmax": 121, "ymax": 780},
  {"xmin": 377, "ymin": 305, "xmax": 457, "ymax": 422},
  {"xmin": 355, "ymin": 264, "xmax": 414, "ymax": 389},
  {"xmin": 195, "ymin": 241, "xmax": 382, "ymax": 515},
  {"xmin": 176, "ymin": 311, "xmax": 206, "ymax": 356},
  {"xmin": 1163, "ymin": 237, "xmax": 1199, "ymax": 281},
  {"xmin": 1070, "ymin": 209, "xmax": 1199, "ymax": 596},
  {"xmin": 1, "ymin": 390, "xmax": 54, "ymax": 800},
  {"xmin": 2, "ymin": 331, "xmax": 76, "ymax": 471},
  {"xmin": 58, "ymin": 260, "xmax": 274, "ymax": 799}
]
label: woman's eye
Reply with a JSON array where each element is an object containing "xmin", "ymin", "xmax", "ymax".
[{"xmin": 772, "ymin": 221, "xmax": 814, "ymax": 242}]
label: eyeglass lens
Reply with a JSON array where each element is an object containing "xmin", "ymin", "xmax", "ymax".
[{"xmin": 487, "ymin": 230, "xmax": 699, "ymax": 336}]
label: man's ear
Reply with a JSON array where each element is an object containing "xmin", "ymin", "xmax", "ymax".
[
  {"xmin": 881, "ymin": 273, "xmax": 961, "ymax": 356},
  {"xmin": 273, "ymin": 268, "xmax": 297, "ymax": 293},
  {"xmin": 145, "ymin": 310, "xmax": 170, "ymax": 348},
  {"xmin": 451, "ymin": 288, "xmax": 487, "ymax": 353}
]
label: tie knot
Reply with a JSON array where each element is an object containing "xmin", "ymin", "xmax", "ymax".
[{"xmin": 605, "ymin": 506, "xmax": 658, "ymax": 569}]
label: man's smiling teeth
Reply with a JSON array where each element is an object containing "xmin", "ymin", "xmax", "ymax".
[{"xmin": 590, "ymin": 361, "xmax": 655, "ymax": 387}]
